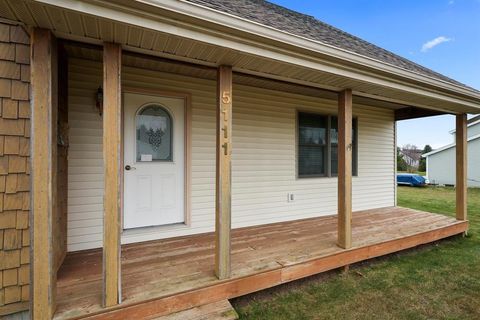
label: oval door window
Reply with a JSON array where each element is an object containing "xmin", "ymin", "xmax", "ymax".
[{"xmin": 136, "ymin": 104, "xmax": 173, "ymax": 161}]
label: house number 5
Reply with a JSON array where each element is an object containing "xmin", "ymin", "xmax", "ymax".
[{"xmin": 222, "ymin": 91, "xmax": 231, "ymax": 104}]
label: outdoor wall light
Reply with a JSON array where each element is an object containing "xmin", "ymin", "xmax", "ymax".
[{"xmin": 95, "ymin": 86, "xmax": 103, "ymax": 116}]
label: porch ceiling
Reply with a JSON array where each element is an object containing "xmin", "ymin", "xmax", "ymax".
[
  {"xmin": 63, "ymin": 42, "xmax": 408, "ymax": 111},
  {"xmin": 2, "ymin": 0, "xmax": 480, "ymax": 114}
]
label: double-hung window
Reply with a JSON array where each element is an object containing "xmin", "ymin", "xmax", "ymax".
[{"xmin": 298, "ymin": 112, "xmax": 358, "ymax": 178}]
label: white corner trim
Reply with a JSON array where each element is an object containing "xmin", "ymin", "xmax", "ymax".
[{"xmin": 423, "ymin": 133, "xmax": 480, "ymax": 157}]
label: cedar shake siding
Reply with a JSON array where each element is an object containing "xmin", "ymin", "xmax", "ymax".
[{"xmin": 0, "ymin": 21, "xmax": 31, "ymax": 316}]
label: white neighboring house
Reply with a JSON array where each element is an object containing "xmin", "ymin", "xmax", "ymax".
[
  {"xmin": 399, "ymin": 147, "xmax": 423, "ymax": 169},
  {"xmin": 423, "ymin": 116, "xmax": 480, "ymax": 187}
]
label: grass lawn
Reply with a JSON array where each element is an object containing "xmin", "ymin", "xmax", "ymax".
[
  {"xmin": 233, "ymin": 186, "xmax": 480, "ymax": 319},
  {"xmin": 398, "ymin": 171, "xmax": 427, "ymax": 176}
]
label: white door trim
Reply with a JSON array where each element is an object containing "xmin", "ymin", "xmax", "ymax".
[{"xmin": 122, "ymin": 87, "xmax": 192, "ymax": 232}]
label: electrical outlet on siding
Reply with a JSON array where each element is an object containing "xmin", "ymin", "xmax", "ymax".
[{"xmin": 287, "ymin": 193, "xmax": 295, "ymax": 202}]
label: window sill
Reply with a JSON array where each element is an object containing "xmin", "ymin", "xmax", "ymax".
[{"xmin": 296, "ymin": 175, "xmax": 359, "ymax": 180}]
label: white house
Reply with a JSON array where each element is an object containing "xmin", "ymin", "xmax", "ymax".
[
  {"xmin": 0, "ymin": 0, "xmax": 477, "ymax": 318},
  {"xmin": 424, "ymin": 116, "xmax": 480, "ymax": 187},
  {"xmin": 399, "ymin": 147, "xmax": 423, "ymax": 169}
]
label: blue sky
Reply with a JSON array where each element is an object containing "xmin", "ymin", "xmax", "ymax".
[{"xmin": 270, "ymin": 0, "xmax": 480, "ymax": 149}]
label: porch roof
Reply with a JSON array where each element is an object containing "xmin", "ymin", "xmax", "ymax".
[
  {"xmin": 186, "ymin": 0, "xmax": 473, "ymax": 91},
  {"xmin": 1, "ymin": 0, "xmax": 480, "ymax": 114}
]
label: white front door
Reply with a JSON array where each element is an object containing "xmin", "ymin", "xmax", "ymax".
[{"xmin": 123, "ymin": 92, "xmax": 185, "ymax": 229}]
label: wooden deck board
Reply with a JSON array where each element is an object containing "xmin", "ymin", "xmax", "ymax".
[
  {"xmin": 150, "ymin": 300, "xmax": 237, "ymax": 320},
  {"xmin": 54, "ymin": 207, "xmax": 467, "ymax": 320}
]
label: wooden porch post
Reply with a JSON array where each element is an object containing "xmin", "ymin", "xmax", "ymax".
[
  {"xmin": 31, "ymin": 28, "xmax": 58, "ymax": 319},
  {"xmin": 215, "ymin": 66, "xmax": 233, "ymax": 279},
  {"xmin": 456, "ymin": 114, "xmax": 467, "ymax": 221},
  {"xmin": 337, "ymin": 89, "xmax": 353, "ymax": 249},
  {"xmin": 103, "ymin": 42, "xmax": 122, "ymax": 307}
]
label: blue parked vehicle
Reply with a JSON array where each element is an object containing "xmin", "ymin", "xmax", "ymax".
[{"xmin": 397, "ymin": 173, "xmax": 427, "ymax": 187}]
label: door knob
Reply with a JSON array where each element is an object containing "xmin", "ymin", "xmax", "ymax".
[{"xmin": 125, "ymin": 165, "xmax": 136, "ymax": 171}]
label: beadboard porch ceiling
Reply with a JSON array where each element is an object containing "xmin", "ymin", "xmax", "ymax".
[
  {"xmin": 1, "ymin": 0, "xmax": 480, "ymax": 114},
  {"xmin": 63, "ymin": 41, "xmax": 411, "ymax": 111}
]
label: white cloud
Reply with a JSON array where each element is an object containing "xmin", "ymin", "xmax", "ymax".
[
  {"xmin": 448, "ymin": 0, "xmax": 454, "ymax": 5},
  {"xmin": 421, "ymin": 36, "xmax": 452, "ymax": 52}
]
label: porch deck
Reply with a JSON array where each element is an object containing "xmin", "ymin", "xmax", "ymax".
[{"xmin": 55, "ymin": 207, "xmax": 467, "ymax": 320}]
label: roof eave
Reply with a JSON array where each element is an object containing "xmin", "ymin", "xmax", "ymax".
[
  {"xmin": 31, "ymin": 0, "xmax": 480, "ymax": 110},
  {"xmin": 423, "ymin": 133, "xmax": 480, "ymax": 157},
  {"xmin": 141, "ymin": 0, "xmax": 480, "ymax": 101},
  {"xmin": 449, "ymin": 118, "xmax": 480, "ymax": 134}
]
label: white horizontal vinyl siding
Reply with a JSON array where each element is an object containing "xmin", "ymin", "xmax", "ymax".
[
  {"xmin": 231, "ymin": 85, "xmax": 394, "ymax": 227},
  {"xmin": 67, "ymin": 58, "xmax": 395, "ymax": 251},
  {"xmin": 427, "ymin": 137, "xmax": 480, "ymax": 187},
  {"xmin": 450, "ymin": 122, "xmax": 480, "ymax": 143},
  {"xmin": 468, "ymin": 123, "xmax": 480, "ymax": 138},
  {"xmin": 67, "ymin": 59, "xmax": 104, "ymax": 251}
]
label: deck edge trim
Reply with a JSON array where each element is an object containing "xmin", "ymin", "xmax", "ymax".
[{"xmin": 71, "ymin": 220, "xmax": 467, "ymax": 320}]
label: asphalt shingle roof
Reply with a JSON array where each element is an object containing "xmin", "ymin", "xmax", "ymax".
[{"xmin": 186, "ymin": 0, "xmax": 475, "ymax": 91}]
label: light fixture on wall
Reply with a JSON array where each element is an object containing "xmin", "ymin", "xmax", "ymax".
[{"xmin": 95, "ymin": 86, "xmax": 103, "ymax": 116}]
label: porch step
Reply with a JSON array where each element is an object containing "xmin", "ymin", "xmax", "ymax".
[{"xmin": 151, "ymin": 300, "xmax": 238, "ymax": 320}]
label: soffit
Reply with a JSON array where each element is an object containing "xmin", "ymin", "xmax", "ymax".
[
  {"xmin": 65, "ymin": 42, "xmax": 406, "ymax": 111},
  {"xmin": 1, "ymin": 0, "xmax": 478, "ymax": 114}
]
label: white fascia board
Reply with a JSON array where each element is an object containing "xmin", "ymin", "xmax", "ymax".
[
  {"xmin": 34, "ymin": 0, "xmax": 480, "ymax": 109},
  {"xmin": 423, "ymin": 133, "xmax": 480, "ymax": 157},
  {"xmin": 144, "ymin": 0, "xmax": 480, "ymax": 99},
  {"xmin": 449, "ymin": 118, "xmax": 480, "ymax": 134}
]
